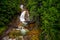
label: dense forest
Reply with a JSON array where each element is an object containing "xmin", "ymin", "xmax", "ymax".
[{"xmin": 0, "ymin": 0, "xmax": 60, "ymax": 40}]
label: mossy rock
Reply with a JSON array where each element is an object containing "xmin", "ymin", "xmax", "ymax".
[{"xmin": 8, "ymin": 28, "xmax": 21, "ymax": 38}]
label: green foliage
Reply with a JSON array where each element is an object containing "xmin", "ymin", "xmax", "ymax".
[
  {"xmin": 0, "ymin": 0, "xmax": 20, "ymax": 26},
  {"xmin": 0, "ymin": 0, "xmax": 20, "ymax": 35},
  {"xmin": 25, "ymin": 0, "xmax": 60, "ymax": 40}
]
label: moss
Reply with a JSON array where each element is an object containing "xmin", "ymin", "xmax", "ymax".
[{"xmin": 0, "ymin": 26, "xmax": 7, "ymax": 36}]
